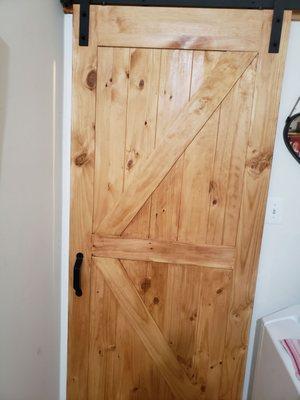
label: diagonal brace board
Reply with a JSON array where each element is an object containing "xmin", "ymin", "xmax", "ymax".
[
  {"xmin": 96, "ymin": 51, "xmax": 257, "ymax": 236},
  {"xmin": 94, "ymin": 257, "xmax": 201, "ymax": 400}
]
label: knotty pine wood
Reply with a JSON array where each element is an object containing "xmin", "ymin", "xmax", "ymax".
[
  {"xmin": 92, "ymin": 236, "xmax": 235, "ymax": 269},
  {"xmin": 96, "ymin": 51, "xmax": 256, "ymax": 236},
  {"xmin": 94, "ymin": 6, "xmax": 264, "ymax": 51},
  {"xmin": 219, "ymin": 11, "xmax": 292, "ymax": 400},
  {"xmin": 68, "ymin": 6, "xmax": 291, "ymax": 400},
  {"xmin": 94, "ymin": 257, "xmax": 200, "ymax": 400},
  {"xmin": 67, "ymin": 6, "xmax": 97, "ymax": 400}
]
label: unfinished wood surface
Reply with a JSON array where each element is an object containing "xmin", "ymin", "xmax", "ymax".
[
  {"xmin": 94, "ymin": 6, "xmax": 264, "ymax": 51},
  {"xmin": 67, "ymin": 7, "xmax": 97, "ymax": 400},
  {"xmin": 93, "ymin": 236, "xmax": 235, "ymax": 269},
  {"xmin": 94, "ymin": 257, "xmax": 200, "ymax": 400},
  {"xmin": 96, "ymin": 51, "xmax": 256, "ymax": 236},
  {"xmin": 68, "ymin": 6, "xmax": 291, "ymax": 400}
]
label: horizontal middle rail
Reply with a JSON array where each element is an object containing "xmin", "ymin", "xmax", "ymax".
[{"xmin": 92, "ymin": 236, "xmax": 235, "ymax": 269}]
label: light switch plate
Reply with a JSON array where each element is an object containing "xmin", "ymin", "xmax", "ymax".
[{"xmin": 266, "ymin": 196, "xmax": 283, "ymax": 225}]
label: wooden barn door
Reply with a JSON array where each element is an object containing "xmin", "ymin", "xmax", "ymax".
[{"xmin": 67, "ymin": 6, "xmax": 291, "ymax": 400}]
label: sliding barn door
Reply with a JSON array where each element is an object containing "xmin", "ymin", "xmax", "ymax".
[{"xmin": 68, "ymin": 6, "xmax": 291, "ymax": 400}]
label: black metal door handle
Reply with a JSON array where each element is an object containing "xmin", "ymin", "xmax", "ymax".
[{"xmin": 73, "ymin": 252, "xmax": 83, "ymax": 297}]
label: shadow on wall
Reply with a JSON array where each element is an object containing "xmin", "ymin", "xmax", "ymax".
[{"xmin": 0, "ymin": 37, "xmax": 9, "ymax": 181}]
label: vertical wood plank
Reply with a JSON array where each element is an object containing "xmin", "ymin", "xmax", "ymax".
[
  {"xmin": 93, "ymin": 46, "xmax": 130, "ymax": 225},
  {"xmin": 148, "ymin": 49, "xmax": 194, "ymax": 399},
  {"xmin": 178, "ymin": 51, "xmax": 221, "ymax": 246},
  {"xmin": 88, "ymin": 46, "xmax": 130, "ymax": 399},
  {"xmin": 122, "ymin": 48, "xmax": 161, "ymax": 238},
  {"xmin": 220, "ymin": 11, "xmax": 291, "ymax": 400},
  {"xmin": 206, "ymin": 58, "xmax": 257, "ymax": 246},
  {"xmin": 150, "ymin": 49, "xmax": 193, "ymax": 241},
  {"xmin": 118, "ymin": 48, "xmax": 163, "ymax": 398},
  {"xmin": 193, "ymin": 269, "xmax": 232, "ymax": 399},
  {"xmin": 67, "ymin": 6, "xmax": 97, "ymax": 400}
]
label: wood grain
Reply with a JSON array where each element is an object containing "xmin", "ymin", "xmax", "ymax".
[
  {"xmin": 67, "ymin": 6, "xmax": 97, "ymax": 400},
  {"xmin": 68, "ymin": 7, "xmax": 291, "ymax": 400},
  {"xmin": 96, "ymin": 51, "xmax": 256, "ymax": 236},
  {"xmin": 93, "ymin": 236, "xmax": 235, "ymax": 269},
  {"xmin": 93, "ymin": 46, "xmax": 130, "ymax": 228},
  {"xmin": 178, "ymin": 51, "xmax": 221, "ymax": 245},
  {"xmin": 219, "ymin": 11, "xmax": 292, "ymax": 400},
  {"xmin": 149, "ymin": 49, "xmax": 193, "ymax": 241},
  {"xmin": 94, "ymin": 6, "xmax": 264, "ymax": 51},
  {"xmin": 94, "ymin": 257, "xmax": 201, "ymax": 400},
  {"xmin": 206, "ymin": 58, "xmax": 257, "ymax": 246}
]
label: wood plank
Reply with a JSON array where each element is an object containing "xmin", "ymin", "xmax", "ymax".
[
  {"xmin": 95, "ymin": 6, "xmax": 264, "ymax": 51},
  {"xmin": 93, "ymin": 236, "xmax": 235, "ymax": 269},
  {"xmin": 206, "ymin": 58, "xmax": 257, "ymax": 246},
  {"xmin": 122, "ymin": 48, "xmax": 161, "ymax": 239},
  {"xmin": 118, "ymin": 48, "xmax": 166, "ymax": 398},
  {"xmin": 67, "ymin": 6, "xmax": 97, "ymax": 400},
  {"xmin": 94, "ymin": 257, "xmax": 201, "ymax": 400},
  {"xmin": 146, "ymin": 49, "xmax": 194, "ymax": 399},
  {"xmin": 220, "ymin": 11, "xmax": 292, "ymax": 400},
  {"xmin": 192, "ymin": 269, "xmax": 232, "ymax": 399},
  {"xmin": 96, "ymin": 51, "xmax": 256, "ymax": 236},
  {"xmin": 88, "ymin": 45, "xmax": 130, "ymax": 398},
  {"xmin": 92, "ymin": 46, "xmax": 130, "ymax": 226},
  {"xmin": 149, "ymin": 49, "xmax": 193, "ymax": 241},
  {"xmin": 88, "ymin": 265, "xmax": 119, "ymax": 399},
  {"xmin": 178, "ymin": 51, "xmax": 221, "ymax": 245}
]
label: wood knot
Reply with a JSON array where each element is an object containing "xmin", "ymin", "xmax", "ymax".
[
  {"xmin": 141, "ymin": 277, "xmax": 151, "ymax": 293},
  {"xmin": 195, "ymin": 97, "xmax": 209, "ymax": 113},
  {"xmin": 216, "ymin": 288, "xmax": 223, "ymax": 295},
  {"xmin": 189, "ymin": 311, "xmax": 197, "ymax": 321},
  {"xmin": 247, "ymin": 151, "xmax": 272, "ymax": 176},
  {"xmin": 176, "ymin": 355, "xmax": 192, "ymax": 368},
  {"xmin": 86, "ymin": 70, "xmax": 97, "ymax": 90},
  {"xmin": 139, "ymin": 79, "xmax": 145, "ymax": 89},
  {"xmin": 153, "ymin": 297, "xmax": 160, "ymax": 304},
  {"xmin": 75, "ymin": 152, "xmax": 88, "ymax": 166},
  {"xmin": 127, "ymin": 159, "xmax": 133, "ymax": 170}
]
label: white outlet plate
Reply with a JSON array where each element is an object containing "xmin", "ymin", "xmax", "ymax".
[{"xmin": 266, "ymin": 196, "xmax": 283, "ymax": 225}]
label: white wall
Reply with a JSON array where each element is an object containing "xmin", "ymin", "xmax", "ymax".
[
  {"xmin": 60, "ymin": 15, "xmax": 72, "ymax": 400},
  {"xmin": 0, "ymin": 1, "xmax": 63, "ymax": 399},
  {"xmin": 243, "ymin": 21, "xmax": 300, "ymax": 399}
]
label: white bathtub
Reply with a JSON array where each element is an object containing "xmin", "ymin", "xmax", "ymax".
[{"xmin": 251, "ymin": 305, "xmax": 300, "ymax": 400}]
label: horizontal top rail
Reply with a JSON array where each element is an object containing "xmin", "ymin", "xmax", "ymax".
[{"xmin": 61, "ymin": 0, "xmax": 299, "ymax": 52}]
